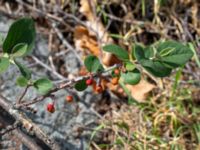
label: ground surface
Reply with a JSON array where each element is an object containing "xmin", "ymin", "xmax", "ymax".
[{"xmin": 0, "ymin": 0, "xmax": 200, "ymax": 150}]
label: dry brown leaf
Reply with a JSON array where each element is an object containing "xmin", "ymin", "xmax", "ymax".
[
  {"xmin": 78, "ymin": 0, "xmax": 119, "ymax": 66},
  {"xmin": 74, "ymin": 26, "xmax": 100, "ymax": 56},
  {"xmin": 126, "ymin": 78, "xmax": 155, "ymax": 102},
  {"xmin": 74, "ymin": 25, "xmax": 120, "ymax": 66}
]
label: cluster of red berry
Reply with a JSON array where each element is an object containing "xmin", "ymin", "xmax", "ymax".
[
  {"xmin": 47, "ymin": 95, "xmax": 73, "ymax": 113},
  {"xmin": 86, "ymin": 76, "xmax": 103, "ymax": 93},
  {"xmin": 111, "ymin": 69, "xmax": 120, "ymax": 85},
  {"xmin": 47, "ymin": 68, "xmax": 120, "ymax": 113}
]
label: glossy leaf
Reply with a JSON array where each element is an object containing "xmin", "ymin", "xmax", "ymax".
[
  {"xmin": 144, "ymin": 46, "xmax": 154, "ymax": 58},
  {"xmin": 103, "ymin": 44, "xmax": 129, "ymax": 61},
  {"xmin": 84, "ymin": 55, "xmax": 104, "ymax": 73},
  {"xmin": 33, "ymin": 78, "xmax": 53, "ymax": 94},
  {"xmin": 132, "ymin": 44, "xmax": 145, "ymax": 61},
  {"xmin": 134, "ymin": 41, "xmax": 193, "ymax": 77},
  {"xmin": 0, "ymin": 57, "xmax": 9, "ymax": 74},
  {"xmin": 3, "ymin": 18, "xmax": 36, "ymax": 54},
  {"xmin": 16, "ymin": 76, "xmax": 28, "ymax": 87},
  {"xmin": 157, "ymin": 40, "xmax": 178, "ymax": 53},
  {"xmin": 121, "ymin": 69, "xmax": 141, "ymax": 85},
  {"xmin": 133, "ymin": 44, "xmax": 155, "ymax": 61},
  {"xmin": 140, "ymin": 59, "xmax": 172, "ymax": 77},
  {"xmin": 14, "ymin": 60, "xmax": 31, "ymax": 79},
  {"xmin": 157, "ymin": 41, "xmax": 193, "ymax": 68},
  {"xmin": 74, "ymin": 79, "xmax": 88, "ymax": 91}
]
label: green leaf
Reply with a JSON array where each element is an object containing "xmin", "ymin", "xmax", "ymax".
[
  {"xmin": 133, "ymin": 44, "xmax": 145, "ymax": 62},
  {"xmin": 14, "ymin": 60, "xmax": 31, "ymax": 79},
  {"xmin": 0, "ymin": 57, "xmax": 9, "ymax": 73},
  {"xmin": 33, "ymin": 78, "xmax": 53, "ymax": 94},
  {"xmin": 156, "ymin": 40, "xmax": 177, "ymax": 53},
  {"xmin": 140, "ymin": 59, "xmax": 172, "ymax": 77},
  {"xmin": 74, "ymin": 79, "xmax": 88, "ymax": 91},
  {"xmin": 134, "ymin": 44, "xmax": 171, "ymax": 77},
  {"xmin": 125, "ymin": 62, "xmax": 135, "ymax": 71},
  {"xmin": 11, "ymin": 43, "xmax": 28, "ymax": 58},
  {"xmin": 133, "ymin": 44, "xmax": 154, "ymax": 61},
  {"xmin": 16, "ymin": 76, "xmax": 28, "ymax": 87},
  {"xmin": 84, "ymin": 55, "xmax": 104, "ymax": 73},
  {"xmin": 3, "ymin": 18, "xmax": 36, "ymax": 54},
  {"xmin": 157, "ymin": 41, "xmax": 193, "ymax": 68},
  {"xmin": 121, "ymin": 69, "xmax": 141, "ymax": 85},
  {"xmin": 103, "ymin": 44, "xmax": 129, "ymax": 61},
  {"xmin": 144, "ymin": 46, "xmax": 154, "ymax": 58},
  {"xmin": 134, "ymin": 41, "xmax": 193, "ymax": 77}
]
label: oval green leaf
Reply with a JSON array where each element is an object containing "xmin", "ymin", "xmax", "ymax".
[
  {"xmin": 74, "ymin": 79, "xmax": 88, "ymax": 91},
  {"xmin": 121, "ymin": 69, "xmax": 141, "ymax": 85},
  {"xmin": 140, "ymin": 59, "xmax": 172, "ymax": 77},
  {"xmin": 103, "ymin": 44, "xmax": 129, "ymax": 61},
  {"xmin": 157, "ymin": 41, "xmax": 193, "ymax": 68},
  {"xmin": 33, "ymin": 78, "xmax": 53, "ymax": 94},
  {"xmin": 0, "ymin": 57, "xmax": 9, "ymax": 74},
  {"xmin": 16, "ymin": 76, "xmax": 28, "ymax": 87},
  {"xmin": 84, "ymin": 55, "xmax": 104, "ymax": 73},
  {"xmin": 133, "ymin": 44, "xmax": 155, "ymax": 61},
  {"xmin": 3, "ymin": 18, "xmax": 36, "ymax": 54},
  {"xmin": 132, "ymin": 44, "xmax": 145, "ymax": 61}
]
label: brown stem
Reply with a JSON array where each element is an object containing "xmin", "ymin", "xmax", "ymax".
[
  {"xmin": 17, "ymin": 85, "xmax": 30, "ymax": 104},
  {"xmin": 15, "ymin": 64, "xmax": 120, "ymax": 108}
]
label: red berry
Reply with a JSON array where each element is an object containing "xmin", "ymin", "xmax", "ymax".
[
  {"xmin": 66, "ymin": 95, "xmax": 73, "ymax": 102},
  {"xmin": 47, "ymin": 103, "xmax": 55, "ymax": 113},
  {"xmin": 86, "ymin": 78, "xmax": 93, "ymax": 85},
  {"xmin": 114, "ymin": 69, "xmax": 120, "ymax": 75}
]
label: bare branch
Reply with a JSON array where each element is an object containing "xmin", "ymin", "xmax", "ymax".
[
  {"xmin": 0, "ymin": 95, "xmax": 60, "ymax": 150},
  {"xmin": 17, "ymin": 85, "xmax": 30, "ymax": 104},
  {"xmin": 15, "ymin": 64, "xmax": 120, "ymax": 108},
  {"xmin": 31, "ymin": 56, "xmax": 67, "ymax": 80}
]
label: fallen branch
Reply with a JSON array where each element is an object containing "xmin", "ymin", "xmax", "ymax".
[{"xmin": 0, "ymin": 95, "xmax": 60, "ymax": 150}]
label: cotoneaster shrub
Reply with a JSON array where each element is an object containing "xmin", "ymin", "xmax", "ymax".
[{"xmin": 0, "ymin": 18, "xmax": 194, "ymax": 112}]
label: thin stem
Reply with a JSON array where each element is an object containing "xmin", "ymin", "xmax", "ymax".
[
  {"xmin": 31, "ymin": 56, "xmax": 66, "ymax": 80},
  {"xmin": 0, "ymin": 122, "xmax": 19, "ymax": 136},
  {"xmin": 17, "ymin": 85, "xmax": 30, "ymax": 104},
  {"xmin": 15, "ymin": 64, "xmax": 121, "ymax": 108}
]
